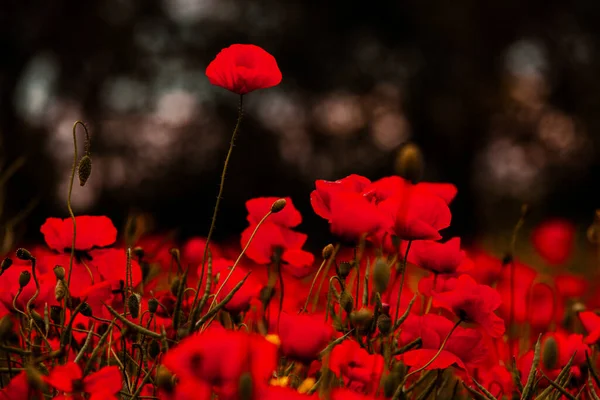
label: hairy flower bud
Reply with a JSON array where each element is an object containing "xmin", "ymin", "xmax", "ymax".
[
  {"xmin": 322, "ymin": 244, "xmax": 334, "ymax": 259},
  {"xmin": 377, "ymin": 314, "xmax": 392, "ymax": 336},
  {"xmin": 350, "ymin": 308, "xmax": 374, "ymax": 327},
  {"xmin": 170, "ymin": 278, "xmax": 181, "ymax": 297},
  {"xmin": 373, "ymin": 259, "xmax": 391, "ymax": 293},
  {"xmin": 338, "ymin": 261, "xmax": 352, "ymax": 280},
  {"xmin": 19, "ymin": 271, "xmax": 31, "ymax": 288},
  {"xmin": 0, "ymin": 257, "xmax": 12, "ymax": 275},
  {"xmin": 55, "ymin": 280, "xmax": 66, "ymax": 302},
  {"xmin": 395, "ymin": 142, "xmax": 423, "ymax": 184},
  {"xmin": 133, "ymin": 246, "xmax": 145, "ymax": 259},
  {"xmin": 270, "ymin": 198, "xmax": 287, "ymax": 213},
  {"xmin": 148, "ymin": 298, "xmax": 159, "ymax": 314},
  {"xmin": 128, "ymin": 293, "xmax": 141, "ymax": 319},
  {"xmin": 16, "ymin": 248, "xmax": 33, "ymax": 261},
  {"xmin": 53, "ymin": 265, "xmax": 66, "ymax": 281},
  {"xmin": 339, "ymin": 291, "xmax": 354, "ymax": 314},
  {"xmin": 79, "ymin": 302, "xmax": 93, "ymax": 317},
  {"xmin": 148, "ymin": 340, "xmax": 161, "ymax": 359},
  {"xmin": 542, "ymin": 336, "xmax": 558, "ymax": 371},
  {"xmin": 78, "ymin": 155, "xmax": 92, "ymax": 187}
]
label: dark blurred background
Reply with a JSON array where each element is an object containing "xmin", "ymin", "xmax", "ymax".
[{"xmin": 1, "ymin": 0, "xmax": 599, "ymax": 252}]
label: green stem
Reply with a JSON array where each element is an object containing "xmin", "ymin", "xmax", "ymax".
[{"xmin": 394, "ymin": 240, "xmax": 412, "ymax": 323}]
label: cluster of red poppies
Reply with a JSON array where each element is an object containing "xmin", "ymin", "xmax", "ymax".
[{"xmin": 0, "ymin": 43, "xmax": 598, "ymax": 400}]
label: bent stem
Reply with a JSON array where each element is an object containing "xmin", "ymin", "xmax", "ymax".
[
  {"xmin": 394, "ymin": 240, "xmax": 412, "ymax": 324},
  {"xmin": 189, "ymin": 94, "xmax": 244, "ymax": 325}
]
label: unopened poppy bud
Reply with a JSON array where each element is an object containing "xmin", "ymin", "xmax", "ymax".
[
  {"xmin": 377, "ymin": 314, "xmax": 392, "ymax": 335},
  {"xmin": 79, "ymin": 302, "xmax": 92, "ymax": 317},
  {"xmin": 148, "ymin": 340, "xmax": 161, "ymax": 359},
  {"xmin": 298, "ymin": 378, "xmax": 316, "ymax": 394},
  {"xmin": 0, "ymin": 257, "xmax": 12, "ymax": 275},
  {"xmin": 542, "ymin": 336, "xmax": 558, "ymax": 370},
  {"xmin": 338, "ymin": 261, "xmax": 352, "ymax": 280},
  {"xmin": 148, "ymin": 298, "xmax": 159, "ymax": 314},
  {"xmin": 19, "ymin": 271, "xmax": 31, "ymax": 288},
  {"xmin": 128, "ymin": 293, "xmax": 141, "ymax": 318},
  {"xmin": 373, "ymin": 259, "xmax": 391, "ymax": 293},
  {"xmin": 55, "ymin": 280, "xmax": 66, "ymax": 302},
  {"xmin": 16, "ymin": 248, "xmax": 33, "ymax": 261},
  {"xmin": 170, "ymin": 278, "xmax": 181, "ymax": 297},
  {"xmin": 53, "ymin": 265, "xmax": 66, "ymax": 281},
  {"xmin": 339, "ymin": 291, "xmax": 354, "ymax": 314},
  {"xmin": 156, "ymin": 366, "xmax": 175, "ymax": 393},
  {"xmin": 25, "ymin": 366, "xmax": 47, "ymax": 392},
  {"xmin": 572, "ymin": 302, "xmax": 586, "ymax": 314},
  {"xmin": 133, "ymin": 247, "xmax": 144, "ymax": 259},
  {"xmin": 0, "ymin": 316, "xmax": 13, "ymax": 341},
  {"xmin": 239, "ymin": 372, "xmax": 253, "ymax": 400},
  {"xmin": 395, "ymin": 142, "xmax": 423, "ymax": 184},
  {"xmin": 169, "ymin": 248, "xmax": 180, "ymax": 260},
  {"xmin": 350, "ymin": 308, "xmax": 374, "ymax": 327},
  {"xmin": 78, "ymin": 155, "xmax": 92, "ymax": 186},
  {"xmin": 270, "ymin": 198, "xmax": 287, "ymax": 214},
  {"xmin": 322, "ymin": 244, "xmax": 334, "ymax": 259}
]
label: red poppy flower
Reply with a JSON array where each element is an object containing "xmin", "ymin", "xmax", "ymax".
[
  {"xmin": 531, "ymin": 218, "xmax": 575, "ymax": 266},
  {"xmin": 310, "ymin": 174, "xmax": 372, "ymax": 220},
  {"xmin": 45, "ymin": 363, "xmax": 121, "ymax": 400},
  {"xmin": 417, "ymin": 274, "xmax": 457, "ymax": 297},
  {"xmin": 329, "ymin": 339, "xmax": 385, "ymax": 395},
  {"xmin": 432, "ymin": 274, "xmax": 505, "ymax": 337},
  {"xmin": 495, "ymin": 261, "xmax": 537, "ymax": 324},
  {"xmin": 578, "ymin": 311, "xmax": 600, "ymax": 344},
  {"xmin": 0, "ymin": 372, "xmax": 34, "ymax": 399},
  {"xmin": 474, "ymin": 365, "xmax": 513, "ymax": 399},
  {"xmin": 399, "ymin": 314, "xmax": 488, "ymax": 371},
  {"xmin": 41, "ymin": 216, "xmax": 117, "ymax": 252},
  {"xmin": 271, "ymin": 312, "xmax": 334, "ymax": 363},
  {"xmin": 527, "ymin": 282, "xmax": 556, "ymax": 332},
  {"xmin": 215, "ymin": 265, "xmax": 262, "ymax": 313},
  {"xmin": 404, "ymin": 237, "xmax": 470, "ymax": 274},
  {"xmin": 206, "ymin": 44, "xmax": 282, "ymax": 95},
  {"xmin": 463, "ymin": 247, "xmax": 503, "ymax": 286}
]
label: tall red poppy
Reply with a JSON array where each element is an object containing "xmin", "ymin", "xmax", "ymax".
[
  {"xmin": 531, "ymin": 218, "xmax": 576, "ymax": 266},
  {"xmin": 206, "ymin": 44, "xmax": 282, "ymax": 95},
  {"xmin": 40, "ymin": 216, "xmax": 117, "ymax": 252}
]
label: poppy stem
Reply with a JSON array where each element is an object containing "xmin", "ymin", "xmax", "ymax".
[
  {"xmin": 188, "ymin": 94, "xmax": 244, "ymax": 328},
  {"xmin": 393, "ymin": 240, "xmax": 412, "ymax": 324},
  {"xmin": 301, "ymin": 258, "xmax": 327, "ymax": 314},
  {"xmin": 311, "ymin": 244, "xmax": 341, "ymax": 312},
  {"xmin": 424, "ymin": 273, "xmax": 437, "ymax": 314}
]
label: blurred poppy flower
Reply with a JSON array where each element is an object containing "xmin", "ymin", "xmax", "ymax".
[
  {"xmin": 404, "ymin": 237, "xmax": 470, "ymax": 275},
  {"xmin": 464, "ymin": 247, "xmax": 503, "ymax": 286},
  {"xmin": 271, "ymin": 312, "xmax": 333, "ymax": 363},
  {"xmin": 329, "ymin": 339, "xmax": 384, "ymax": 395},
  {"xmin": 475, "ymin": 365, "xmax": 513, "ymax": 399},
  {"xmin": 45, "ymin": 363, "xmax": 121, "ymax": 400},
  {"xmin": 41, "ymin": 216, "xmax": 117, "ymax": 252},
  {"xmin": 496, "ymin": 261, "xmax": 537, "ymax": 324},
  {"xmin": 432, "ymin": 274, "xmax": 505, "ymax": 337},
  {"xmin": 206, "ymin": 44, "xmax": 282, "ymax": 95},
  {"xmin": 578, "ymin": 311, "xmax": 600, "ymax": 344},
  {"xmin": 531, "ymin": 218, "xmax": 575, "ymax": 266}
]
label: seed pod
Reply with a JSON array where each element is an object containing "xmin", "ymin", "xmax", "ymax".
[
  {"xmin": 377, "ymin": 314, "xmax": 392, "ymax": 336},
  {"xmin": 339, "ymin": 291, "xmax": 354, "ymax": 314},
  {"xmin": 53, "ymin": 265, "xmax": 66, "ymax": 281},
  {"xmin": 78, "ymin": 155, "xmax": 92, "ymax": 186},
  {"xmin": 16, "ymin": 248, "xmax": 33, "ymax": 261},
  {"xmin": 79, "ymin": 302, "xmax": 93, "ymax": 317},
  {"xmin": 270, "ymin": 198, "xmax": 287, "ymax": 213},
  {"xmin": 148, "ymin": 298, "xmax": 159, "ymax": 314},
  {"xmin": 395, "ymin": 142, "xmax": 423, "ymax": 184},
  {"xmin": 55, "ymin": 280, "xmax": 67, "ymax": 302},
  {"xmin": 0, "ymin": 257, "xmax": 12, "ymax": 275},
  {"xmin": 322, "ymin": 244, "xmax": 334, "ymax": 259},
  {"xmin": 156, "ymin": 366, "xmax": 175, "ymax": 393},
  {"xmin": 170, "ymin": 278, "xmax": 181, "ymax": 297},
  {"xmin": 133, "ymin": 247, "xmax": 145, "ymax": 259},
  {"xmin": 50, "ymin": 306, "xmax": 62, "ymax": 325},
  {"xmin": 239, "ymin": 372, "xmax": 253, "ymax": 400},
  {"xmin": 338, "ymin": 261, "xmax": 352, "ymax": 280},
  {"xmin": 19, "ymin": 271, "xmax": 31, "ymax": 288},
  {"xmin": 148, "ymin": 340, "xmax": 161, "ymax": 359},
  {"xmin": 128, "ymin": 293, "xmax": 141, "ymax": 319},
  {"xmin": 542, "ymin": 336, "xmax": 558, "ymax": 371},
  {"xmin": 373, "ymin": 259, "xmax": 391, "ymax": 293},
  {"xmin": 350, "ymin": 308, "xmax": 374, "ymax": 327}
]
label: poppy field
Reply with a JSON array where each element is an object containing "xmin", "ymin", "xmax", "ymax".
[{"xmin": 1, "ymin": 43, "xmax": 599, "ymax": 400}]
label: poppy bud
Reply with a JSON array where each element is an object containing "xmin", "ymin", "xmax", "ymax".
[
  {"xmin": 169, "ymin": 248, "xmax": 180, "ymax": 261},
  {"xmin": 79, "ymin": 302, "xmax": 93, "ymax": 317},
  {"xmin": 572, "ymin": 302, "xmax": 586, "ymax": 314},
  {"xmin": 239, "ymin": 372, "xmax": 253, "ymax": 400},
  {"xmin": 0, "ymin": 316, "xmax": 13, "ymax": 341},
  {"xmin": 350, "ymin": 308, "xmax": 374, "ymax": 327},
  {"xmin": 373, "ymin": 259, "xmax": 391, "ymax": 293},
  {"xmin": 53, "ymin": 265, "xmax": 66, "ymax": 281},
  {"xmin": 25, "ymin": 366, "xmax": 47, "ymax": 392},
  {"xmin": 31, "ymin": 310, "xmax": 44, "ymax": 326},
  {"xmin": 338, "ymin": 261, "xmax": 352, "ymax": 280},
  {"xmin": 395, "ymin": 142, "xmax": 423, "ymax": 184},
  {"xmin": 78, "ymin": 155, "xmax": 92, "ymax": 186},
  {"xmin": 133, "ymin": 247, "xmax": 144, "ymax": 259},
  {"xmin": 322, "ymin": 244, "xmax": 334, "ymax": 259},
  {"xmin": 128, "ymin": 293, "xmax": 141, "ymax": 319},
  {"xmin": 542, "ymin": 336, "xmax": 558, "ymax": 370},
  {"xmin": 16, "ymin": 248, "xmax": 33, "ymax": 261},
  {"xmin": 55, "ymin": 280, "xmax": 67, "ymax": 302},
  {"xmin": 0, "ymin": 257, "xmax": 12, "ymax": 275},
  {"xmin": 377, "ymin": 314, "xmax": 392, "ymax": 335},
  {"xmin": 148, "ymin": 298, "xmax": 159, "ymax": 314},
  {"xmin": 148, "ymin": 340, "xmax": 161, "ymax": 359},
  {"xmin": 170, "ymin": 278, "xmax": 181, "ymax": 297},
  {"xmin": 156, "ymin": 366, "xmax": 175, "ymax": 393},
  {"xmin": 19, "ymin": 271, "xmax": 31, "ymax": 288},
  {"xmin": 270, "ymin": 198, "xmax": 287, "ymax": 214},
  {"xmin": 339, "ymin": 291, "xmax": 354, "ymax": 314}
]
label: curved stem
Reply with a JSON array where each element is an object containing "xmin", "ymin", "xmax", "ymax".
[
  {"xmin": 189, "ymin": 95, "xmax": 244, "ymax": 324},
  {"xmin": 25, "ymin": 258, "xmax": 39, "ymax": 317},
  {"xmin": 301, "ymin": 259, "xmax": 327, "ymax": 314},
  {"xmin": 394, "ymin": 240, "xmax": 412, "ymax": 323}
]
